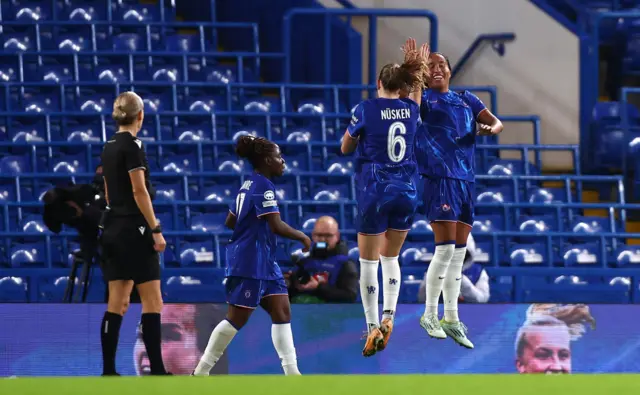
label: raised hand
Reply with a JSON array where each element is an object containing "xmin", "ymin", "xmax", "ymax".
[
  {"xmin": 402, "ymin": 37, "xmax": 418, "ymax": 63},
  {"xmin": 420, "ymin": 43, "xmax": 430, "ymax": 63}
]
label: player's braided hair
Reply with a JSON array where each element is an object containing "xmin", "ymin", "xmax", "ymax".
[
  {"xmin": 112, "ymin": 91, "xmax": 143, "ymax": 126},
  {"xmin": 236, "ymin": 135, "xmax": 278, "ymax": 168},
  {"xmin": 379, "ymin": 53, "xmax": 427, "ymax": 94}
]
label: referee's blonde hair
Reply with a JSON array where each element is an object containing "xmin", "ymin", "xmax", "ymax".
[{"xmin": 112, "ymin": 91, "xmax": 144, "ymax": 126}]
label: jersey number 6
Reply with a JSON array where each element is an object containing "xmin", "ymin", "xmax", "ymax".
[{"xmin": 387, "ymin": 121, "xmax": 407, "ymax": 163}]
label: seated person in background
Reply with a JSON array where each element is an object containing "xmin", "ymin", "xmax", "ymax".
[
  {"xmin": 418, "ymin": 234, "xmax": 490, "ymax": 303},
  {"xmin": 285, "ymin": 216, "xmax": 358, "ymax": 303}
]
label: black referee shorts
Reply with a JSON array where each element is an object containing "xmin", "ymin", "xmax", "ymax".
[{"xmin": 101, "ymin": 216, "xmax": 161, "ymax": 284}]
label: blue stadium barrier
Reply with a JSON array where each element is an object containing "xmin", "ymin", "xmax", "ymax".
[
  {"xmin": 620, "ymin": 86, "xmax": 640, "ymax": 178},
  {"xmin": 476, "ymin": 144, "xmax": 580, "ymax": 174},
  {"xmin": 487, "ymin": 267, "xmax": 640, "ymax": 303},
  {"xmin": 475, "ymin": 174, "xmax": 625, "ymax": 203},
  {"xmin": 1, "ymin": 198, "xmax": 635, "ymax": 269},
  {"xmin": 282, "ymin": 8, "xmax": 439, "ymax": 85},
  {"xmin": 451, "ymin": 33, "xmax": 516, "ymax": 80},
  {"xmin": 1, "ymin": 265, "xmax": 640, "ymax": 303},
  {"xmin": 582, "ymin": 11, "xmax": 640, "ymax": 170},
  {"xmin": 0, "ymin": 82, "xmax": 498, "ymax": 118},
  {"xmin": 4, "ymin": 51, "xmax": 283, "ymax": 82},
  {"xmin": 0, "ymin": 141, "xmax": 577, "ymax": 191}
]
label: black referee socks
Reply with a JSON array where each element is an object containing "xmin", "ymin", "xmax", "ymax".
[
  {"xmin": 101, "ymin": 311, "xmax": 123, "ymax": 375},
  {"xmin": 141, "ymin": 313, "xmax": 168, "ymax": 375}
]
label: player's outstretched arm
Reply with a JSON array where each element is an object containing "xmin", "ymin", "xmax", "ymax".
[
  {"xmin": 265, "ymin": 213, "xmax": 312, "ymax": 252},
  {"xmin": 402, "ymin": 38, "xmax": 429, "ymax": 106}
]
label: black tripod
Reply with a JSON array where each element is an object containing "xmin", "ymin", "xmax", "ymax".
[
  {"xmin": 64, "ymin": 241, "xmax": 98, "ymax": 303},
  {"xmin": 63, "ymin": 251, "xmax": 92, "ymax": 302}
]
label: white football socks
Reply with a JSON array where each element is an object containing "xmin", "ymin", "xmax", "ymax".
[
  {"xmin": 443, "ymin": 246, "xmax": 466, "ymax": 322},
  {"xmin": 424, "ymin": 243, "xmax": 455, "ymax": 315},
  {"xmin": 194, "ymin": 319, "xmax": 238, "ymax": 375},
  {"xmin": 380, "ymin": 255, "xmax": 401, "ymax": 321},
  {"xmin": 359, "ymin": 258, "xmax": 380, "ymax": 330},
  {"xmin": 271, "ymin": 323, "xmax": 301, "ymax": 375}
]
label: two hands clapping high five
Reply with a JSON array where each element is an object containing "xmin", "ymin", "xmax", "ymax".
[{"xmin": 399, "ymin": 37, "xmax": 501, "ymax": 136}]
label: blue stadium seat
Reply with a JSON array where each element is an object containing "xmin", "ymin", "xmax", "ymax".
[
  {"xmin": 401, "ymin": 243, "xmax": 433, "ymax": 266},
  {"xmin": 476, "ymin": 188, "xmax": 512, "ymax": 215},
  {"xmin": 528, "ymin": 187, "xmax": 569, "ymax": 204},
  {"xmin": 614, "ymin": 245, "xmax": 640, "ymax": 266},
  {"xmin": 509, "ymin": 244, "xmax": 547, "ymax": 266},
  {"xmin": 10, "ymin": 242, "xmax": 45, "ymax": 267},
  {"xmin": 400, "ymin": 273, "xmax": 422, "ymax": 303},
  {"xmin": 179, "ymin": 241, "xmax": 216, "ymax": 266},
  {"xmin": 516, "ymin": 216, "xmax": 556, "ymax": 243},
  {"xmin": 562, "ymin": 244, "xmax": 599, "ymax": 266},
  {"xmin": 190, "ymin": 213, "xmax": 228, "ymax": 233},
  {"xmin": 0, "ymin": 277, "xmax": 28, "ymax": 302},
  {"xmin": 38, "ymin": 276, "xmax": 74, "ymax": 302},
  {"xmin": 155, "ymin": 182, "xmax": 184, "ymax": 202},
  {"xmin": 164, "ymin": 273, "xmax": 226, "ymax": 303}
]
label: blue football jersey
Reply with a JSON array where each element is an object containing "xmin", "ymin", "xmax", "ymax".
[
  {"xmin": 348, "ymin": 97, "xmax": 421, "ymax": 174},
  {"xmin": 415, "ymin": 89, "xmax": 487, "ymax": 181},
  {"xmin": 226, "ymin": 173, "xmax": 283, "ymax": 280}
]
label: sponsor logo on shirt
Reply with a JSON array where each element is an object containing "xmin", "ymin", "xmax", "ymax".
[
  {"xmin": 262, "ymin": 200, "xmax": 277, "ymax": 208},
  {"xmin": 264, "ymin": 190, "xmax": 275, "ymax": 200}
]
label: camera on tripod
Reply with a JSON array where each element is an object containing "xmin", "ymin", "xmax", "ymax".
[{"xmin": 42, "ymin": 175, "xmax": 107, "ymax": 303}]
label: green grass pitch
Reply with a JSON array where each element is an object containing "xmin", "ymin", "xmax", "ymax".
[{"xmin": 1, "ymin": 375, "xmax": 640, "ymax": 395}]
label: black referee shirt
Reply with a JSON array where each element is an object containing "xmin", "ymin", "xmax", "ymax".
[{"xmin": 101, "ymin": 132, "xmax": 152, "ymax": 217}]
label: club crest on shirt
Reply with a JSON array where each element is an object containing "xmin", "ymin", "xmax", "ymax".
[{"xmin": 442, "ymin": 204, "xmax": 451, "ymax": 212}]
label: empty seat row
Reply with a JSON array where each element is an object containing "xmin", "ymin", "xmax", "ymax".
[
  {"xmin": 3, "ymin": 31, "xmax": 214, "ymax": 54},
  {"xmin": 1, "ymin": 1, "xmax": 176, "ymax": 22},
  {"xmin": 0, "ymin": 232, "xmax": 638, "ymax": 269},
  {"xmin": 1, "ymin": 271, "xmax": 636, "ymax": 303}
]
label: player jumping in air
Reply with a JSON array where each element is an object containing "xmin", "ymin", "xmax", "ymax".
[
  {"xmin": 193, "ymin": 136, "xmax": 311, "ymax": 375},
  {"xmin": 341, "ymin": 44, "xmax": 429, "ymax": 357},
  {"xmin": 403, "ymin": 38, "xmax": 503, "ymax": 349}
]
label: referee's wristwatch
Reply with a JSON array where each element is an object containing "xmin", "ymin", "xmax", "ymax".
[{"xmin": 151, "ymin": 224, "xmax": 162, "ymax": 234}]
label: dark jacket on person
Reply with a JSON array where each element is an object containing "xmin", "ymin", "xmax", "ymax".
[{"xmin": 288, "ymin": 241, "xmax": 359, "ymax": 303}]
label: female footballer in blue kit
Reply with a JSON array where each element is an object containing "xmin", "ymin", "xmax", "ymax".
[
  {"xmin": 193, "ymin": 136, "xmax": 311, "ymax": 375},
  {"xmin": 341, "ymin": 45, "xmax": 429, "ymax": 357},
  {"xmin": 402, "ymin": 38, "xmax": 504, "ymax": 349}
]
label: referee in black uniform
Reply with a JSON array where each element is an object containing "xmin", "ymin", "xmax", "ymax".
[{"xmin": 99, "ymin": 91, "xmax": 169, "ymax": 376}]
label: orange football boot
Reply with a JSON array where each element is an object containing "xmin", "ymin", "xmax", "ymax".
[
  {"xmin": 378, "ymin": 318, "xmax": 393, "ymax": 351},
  {"xmin": 362, "ymin": 327, "xmax": 384, "ymax": 357}
]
